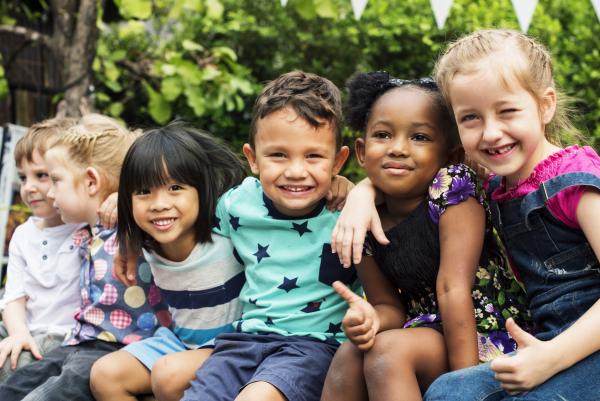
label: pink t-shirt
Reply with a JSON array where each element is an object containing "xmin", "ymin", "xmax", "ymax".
[{"xmin": 488, "ymin": 145, "xmax": 600, "ymax": 229}]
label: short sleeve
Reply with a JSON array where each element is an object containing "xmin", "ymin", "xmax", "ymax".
[
  {"xmin": 0, "ymin": 227, "xmax": 28, "ymax": 310},
  {"xmin": 428, "ymin": 164, "xmax": 480, "ymax": 224},
  {"xmin": 213, "ymin": 191, "xmax": 232, "ymax": 238}
]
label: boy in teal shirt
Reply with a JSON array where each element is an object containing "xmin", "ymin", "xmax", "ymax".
[{"xmin": 182, "ymin": 71, "xmax": 359, "ymax": 401}]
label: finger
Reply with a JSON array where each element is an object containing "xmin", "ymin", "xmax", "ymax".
[
  {"xmin": 505, "ymin": 318, "xmax": 534, "ymax": 348},
  {"xmin": 0, "ymin": 346, "xmax": 9, "ymax": 368},
  {"xmin": 29, "ymin": 341, "xmax": 42, "ymax": 360},
  {"xmin": 340, "ymin": 227, "xmax": 357, "ymax": 268},
  {"xmin": 369, "ymin": 213, "xmax": 389, "ymax": 246},
  {"xmin": 126, "ymin": 254, "xmax": 138, "ymax": 284},
  {"xmin": 10, "ymin": 344, "xmax": 23, "ymax": 369},
  {"xmin": 331, "ymin": 224, "xmax": 340, "ymax": 254},
  {"xmin": 499, "ymin": 382, "xmax": 526, "ymax": 394},
  {"xmin": 351, "ymin": 227, "xmax": 367, "ymax": 265},
  {"xmin": 333, "ymin": 281, "xmax": 363, "ymax": 305},
  {"xmin": 345, "ymin": 326, "xmax": 375, "ymax": 344},
  {"xmin": 490, "ymin": 355, "xmax": 515, "ymax": 374}
]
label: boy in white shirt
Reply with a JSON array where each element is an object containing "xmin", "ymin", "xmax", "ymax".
[{"xmin": 0, "ymin": 118, "xmax": 83, "ymax": 382}]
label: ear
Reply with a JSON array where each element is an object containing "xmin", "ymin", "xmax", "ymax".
[
  {"xmin": 84, "ymin": 167, "xmax": 102, "ymax": 196},
  {"xmin": 354, "ymin": 138, "xmax": 366, "ymax": 167},
  {"xmin": 332, "ymin": 146, "xmax": 350, "ymax": 176},
  {"xmin": 242, "ymin": 144, "xmax": 260, "ymax": 175},
  {"xmin": 540, "ymin": 86, "xmax": 557, "ymax": 125}
]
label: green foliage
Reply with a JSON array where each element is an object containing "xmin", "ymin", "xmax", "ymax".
[{"xmin": 90, "ymin": 0, "xmax": 600, "ymax": 179}]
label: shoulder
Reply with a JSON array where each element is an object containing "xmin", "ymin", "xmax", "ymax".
[
  {"xmin": 554, "ymin": 145, "xmax": 600, "ymax": 177},
  {"xmin": 218, "ymin": 177, "xmax": 261, "ymax": 208},
  {"xmin": 428, "ymin": 164, "xmax": 483, "ymax": 224}
]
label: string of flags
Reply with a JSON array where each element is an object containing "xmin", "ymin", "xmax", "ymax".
[{"xmin": 280, "ymin": 0, "xmax": 600, "ymax": 32}]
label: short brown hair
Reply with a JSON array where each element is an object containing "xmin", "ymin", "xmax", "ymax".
[
  {"xmin": 248, "ymin": 71, "xmax": 343, "ymax": 149},
  {"xmin": 14, "ymin": 117, "xmax": 77, "ymax": 166}
]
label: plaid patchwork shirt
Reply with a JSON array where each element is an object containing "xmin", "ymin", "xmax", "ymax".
[{"xmin": 64, "ymin": 225, "xmax": 171, "ymax": 346}]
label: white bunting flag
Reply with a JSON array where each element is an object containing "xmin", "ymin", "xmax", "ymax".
[
  {"xmin": 281, "ymin": 0, "xmax": 288, "ymax": 6},
  {"xmin": 592, "ymin": 0, "xmax": 600, "ymax": 22},
  {"xmin": 511, "ymin": 0, "xmax": 538, "ymax": 32},
  {"xmin": 430, "ymin": 0, "xmax": 454, "ymax": 29},
  {"xmin": 351, "ymin": 0, "xmax": 368, "ymax": 20}
]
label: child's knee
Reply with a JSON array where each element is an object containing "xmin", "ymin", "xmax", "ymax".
[
  {"xmin": 90, "ymin": 356, "xmax": 120, "ymax": 395},
  {"xmin": 326, "ymin": 342, "xmax": 363, "ymax": 389},
  {"xmin": 151, "ymin": 357, "xmax": 180, "ymax": 400}
]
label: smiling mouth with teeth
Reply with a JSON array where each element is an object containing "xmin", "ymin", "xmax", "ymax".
[
  {"xmin": 280, "ymin": 185, "xmax": 312, "ymax": 192},
  {"xmin": 486, "ymin": 144, "xmax": 515, "ymax": 155},
  {"xmin": 152, "ymin": 218, "xmax": 176, "ymax": 227}
]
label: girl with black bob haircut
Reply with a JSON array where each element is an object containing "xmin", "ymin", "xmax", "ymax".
[
  {"xmin": 322, "ymin": 71, "xmax": 530, "ymax": 401},
  {"xmin": 91, "ymin": 122, "xmax": 247, "ymax": 401}
]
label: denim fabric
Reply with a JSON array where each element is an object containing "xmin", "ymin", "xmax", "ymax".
[
  {"xmin": 0, "ymin": 324, "xmax": 65, "ymax": 384},
  {"xmin": 424, "ymin": 172, "xmax": 600, "ymax": 400},
  {"xmin": 424, "ymin": 349, "xmax": 600, "ymax": 401},
  {"xmin": 0, "ymin": 340, "xmax": 121, "ymax": 401}
]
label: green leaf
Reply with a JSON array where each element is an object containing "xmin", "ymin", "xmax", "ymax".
[
  {"xmin": 315, "ymin": 0, "xmax": 337, "ymax": 19},
  {"xmin": 184, "ymin": 86, "xmax": 206, "ymax": 116},
  {"xmin": 115, "ymin": 0, "xmax": 152, "ymax": 20},
  {"xmin": 295, "ymin": 0, "xmax": 317, "ymax": 19},
  {"xmin": 161, "ymin": 77, "xmax": 183, "ymax": 101},
  {"xmin": 498, "ymin": 291, "xmax": 505, "ymax": 306},
  {"xmin": 108, "ymin": 102, "xmax": 124, "ymax": 117},
  {"xmin": 182, "ymin": 40, "xmax": 204, "ymax": 52},
  {"xmin": 212, "ymin": 46, "xmax": 237, "ymax": 61},
  {"xmin": 206, "ymin": 0, "xmax": 224, "ymax": 19},
  {"xmin": 146, "ymin": 85, "xmax": 172, "ymax": 124},
  {"xmin": 176, "ymin": 61, "xmax": 203, "ymax": 85}
]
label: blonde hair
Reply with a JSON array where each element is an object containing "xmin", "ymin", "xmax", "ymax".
[
  {"xmin": 434, "ymin": 29, "xmax": 580, "ymax": 146},
  {"xmin": 51, "ymin": 114, "xmax": 141, "ymax": 197},
  {"xmin": 14, "ymin": 117, "xmax": 77, "ymax": 166}
]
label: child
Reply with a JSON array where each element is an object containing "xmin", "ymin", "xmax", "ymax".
[
  {"xmin": 423, "ymin": 28, "xmax": 600, "ymax": 401},
  {"xmin": 0, "ymin": 118, "xmax": 81, "ymax": 382},
  {"xmin": 320, "ymin": 72, "xmax": 529, "ymax": 401},
  {"xmin": 0, "ymin": 114, "xmax": 169, "ymax": 401},
  {"xmin": 89, "ymin": 123, "xmax": 246, "ymax": 401},
  {"xmin": 175, "ymin": 70, "xmax": 360, "ymax": 401}
]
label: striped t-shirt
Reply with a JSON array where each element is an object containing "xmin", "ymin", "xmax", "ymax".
[{"xmin": 142, "ymin": 234, "xmax": 244, "ymax": 348}]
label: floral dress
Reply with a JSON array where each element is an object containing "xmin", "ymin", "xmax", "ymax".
[{"xmin": 365, "ymin": 163, "xmax": 531, "ymax": 362}]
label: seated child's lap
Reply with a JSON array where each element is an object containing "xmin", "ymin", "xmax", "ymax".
[
  {"xmin": 182, "ymin": 332, "xmax": 339, "ymax": 401},
  {"xmin": 122, "ymin": 326, "xmax": 212, "ymax": 370}
]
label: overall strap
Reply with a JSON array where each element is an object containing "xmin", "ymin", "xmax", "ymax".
[{"xmin": 521, "ymin": 172, "xmax": 600, "ymax": 225}]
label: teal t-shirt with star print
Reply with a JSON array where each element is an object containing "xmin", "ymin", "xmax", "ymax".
[{"xmin": 213, "ymin": 177, "xmax": 361, "ymax": 343}]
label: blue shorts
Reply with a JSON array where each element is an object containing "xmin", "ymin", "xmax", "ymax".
[
  {"xmin": 123, "ymin": 326, "xmax": 213, "ymax": 370},
  {"xmin": 182, "ymin": 332, "xmax": 340, "ymax": 401}
]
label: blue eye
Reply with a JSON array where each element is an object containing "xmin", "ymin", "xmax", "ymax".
[{"xmin": 461, "ymin": 114, "xmax": 478, "ymax": 122}]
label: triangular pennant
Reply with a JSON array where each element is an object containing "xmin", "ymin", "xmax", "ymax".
[
  {"xmin": 281, "ymin": 0, "xmax": 288, "ymax": 6},
  {"xmin": 351, "ymin": 0, "xmax": 368, "ymax": 20},
  {"xmin": 430, "ymin": 0, "xmax": 453, "ymax": 29},
  {"xmin": 592, "ymin": 0, "xmax": 600, "ymax": 22},
  {"xmin": 511, "ymin": 0, "xmax": 538, "ymax": 32}
]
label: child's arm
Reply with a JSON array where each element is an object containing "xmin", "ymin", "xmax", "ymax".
[
  {"xmin": 325, "ymin": 175, "xmax": 354, "ymax": 211},
  {"xmin": 331, "ymin": 178, "xmax": 389, "ymax": 267},
  {"xmin": 491, "ymin": 189, "xmax": 600, "ymax": 393},
  {"xmin": 436, "ymin": 197, "xmax": 483, "ymax": 370},
  {"xmin": 333, "ymin": 256, "xmax": 406, "ymax": 351},
  {"xmin": 0, "ymin": 297, "xmax": 42, "ymax": 369}
]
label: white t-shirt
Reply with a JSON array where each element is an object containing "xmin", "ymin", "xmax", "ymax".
[{"xmin": 0, "ymin": 217, "xmax": 83, "ymax": 334}]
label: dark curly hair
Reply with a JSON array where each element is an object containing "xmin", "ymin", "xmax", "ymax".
[{"xmin": 345, "ymin": 71, "xmax": 459, "ymax": 149}]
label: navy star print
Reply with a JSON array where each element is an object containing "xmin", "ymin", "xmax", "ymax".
[
  {"xmin": 277, "ymin": 277, "xmax": 299, "ymax": 292},
  {"xmin": 326, "ymin": 322, "xmax": 342, "ymax": 335},
  {"xmin": 213, "ymin": 216, "xmax": 221, "ymax": 230},
  {"xmin": 253, "ymin": 244, "xmax": 270, "ymax": 263},
  {"xmin": 229, "ymin": 214, "xmax": 241, "ymax": 231},
  {"xmin": 301, "ymin": 301, "xmax": 322, "ymax": 313},
  {"xmin": 291, "ymin": 221, "xmax": 312, "ymax": 237},
  {"xmin": 265, "ymin": 317, "xmax": 274, "ymax": 325}
]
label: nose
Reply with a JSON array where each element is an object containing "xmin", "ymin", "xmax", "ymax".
[
  {"xmin": 388, "ymin": 136, "xmax": 409, "ymax": 157},
  {"xmin": 284, "ymin": 158, "xmax": 308, "ymax": 179},
  {"xmin": 481, "ymin": 119, "xmax": 503, "ymax": 143},
  {"xmin": 150, "ymin": 190, "xmax": 171, "ymax": 211}
]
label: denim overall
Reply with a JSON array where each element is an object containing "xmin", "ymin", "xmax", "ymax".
[{"xmin": 425, "ymin": 172, "xmax": 600, "ymax": 401}]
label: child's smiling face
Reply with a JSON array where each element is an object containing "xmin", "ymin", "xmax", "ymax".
[
  {"xmin": 243, "ymin": 107, "xmax": 349, "ymax": 217},
  {"xmin": 17, "ymin": 149, "xmax": 62, "ymax": 227},
  {"xmin": 356, "ymin": 86, "xmax": 449, "ymax": 204}
]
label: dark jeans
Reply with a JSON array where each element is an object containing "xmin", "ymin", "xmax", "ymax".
[{"xmin": 0, "ymin": 340, "xmax": 121, "ymax": 401}]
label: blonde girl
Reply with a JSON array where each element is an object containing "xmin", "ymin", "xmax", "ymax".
[{"xmin": 422, "ymin": 29, "xmax": 600, "ymax": 401}]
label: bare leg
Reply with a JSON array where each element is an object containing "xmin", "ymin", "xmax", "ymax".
[
  {"xmin": 90, "ymin": 350, "xmax": 151, "ymax": 401},
  {"xmin": 235, "ymin": 381, "xmax": 287, "ymax": 401},
  {"xmin": 151, "ymin": 348, "xmax": 212, "ymax": 401},
  {"xmin": 364, "ymin": 328, "xmax": 448, "ymax": 401},
  {"xmin": 321, "ymin": 341, "xmax": 367, "ymax": 401}
]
